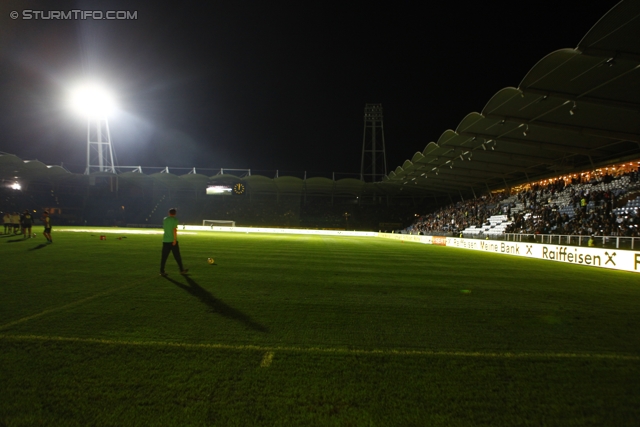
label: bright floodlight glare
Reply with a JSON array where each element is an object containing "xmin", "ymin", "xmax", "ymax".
[
  {"xmin": 11, "ymin": 182, "xmax": 21, "ymax": 190},
  {"xmin": 70, "ymin": 83, "xmax": 115, "ymax": 117}
]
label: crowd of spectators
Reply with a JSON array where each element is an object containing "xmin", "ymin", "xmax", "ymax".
[
  {"xmin": 405, "ymin": 166, "xmax": 640, "ymax": 238},
  {"xmin": 405, "ymin": 192, "xmax": 508, "ymax": 235},
  {"xmin": 505, "ymin": 168, "xmax": 639, "ymax": 237}
]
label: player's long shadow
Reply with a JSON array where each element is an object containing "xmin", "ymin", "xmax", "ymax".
[
  {"xmin": 28, "ymin": 243, "xmax": 49, "ymax": 251},
  {"xmin": 7, "ymin": 238, "xmax": 27, "ymax": 243},
  {"xmin": 163, "ymin": 275, "xmax": 268, "ymax": 333}
]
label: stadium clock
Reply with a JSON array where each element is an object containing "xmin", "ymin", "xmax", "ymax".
[{"xmin": 233, "ymin": 183, "xmax": 245, "ymax": 195}]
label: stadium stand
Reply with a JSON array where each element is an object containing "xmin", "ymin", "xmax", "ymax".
[{"xmin": 403, "ymin": 164, "xmax": 640, "ymax": 249}]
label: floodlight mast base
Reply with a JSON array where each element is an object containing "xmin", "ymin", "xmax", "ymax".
[{"xmin": 85, "ymin": 115, "xmax": 116, "ymax": 175}]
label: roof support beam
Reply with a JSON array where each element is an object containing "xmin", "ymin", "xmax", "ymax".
[
  {"xmin": 457, "ymin": 132, "xmax": 608, "ymax": 157},
  {"xmin": 577, "ymin": 47, "xmax": 640, "ymax": 64},
  {"xmin": 433, "ymin": 147, "xmax": 560, "ymax": 166},
  {"xmin": 484, "ymin": 114, "xmax": 640, "ymax": 143},
  {"xmin": 519, "ymin": 88, "xmax": 640, "ymax": 112},
  {"xmin": 400, "ymin": 171, "xmax": 531, "ymax": 193},
  {"xmin": 399, "ymin": 177, "xmax": 485, "ymax": 192},
  {"xmin": 408, "ymin": 161, "xmax": 552, "ymax": 187},
  {"xmin": 408, "ymin": 164, "xmax": 514, "ymax": 182}
]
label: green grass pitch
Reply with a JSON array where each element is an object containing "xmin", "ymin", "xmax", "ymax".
[{"xmin": 1, "ymin": 227, "xmax": 639, "ymax": 426}]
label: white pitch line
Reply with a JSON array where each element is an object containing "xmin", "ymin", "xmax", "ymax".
[
  {"xmin": 0, "ymin": 277, "xmax": 155, "ymax": 330},
  {"xmin": 260, "ymin": 351, "xmax": 274, "ymax": 367},
  {"xmin": 0, "ymin": 334, "xmax": 638, "ymax": 361}
]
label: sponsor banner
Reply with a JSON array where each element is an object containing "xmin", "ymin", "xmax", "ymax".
[
  {"xmin": 446, "ymin": 237, "xmax": 640, "ymax": 274},
  {"xmin": 432, "ymin": 236, "xmax": 447, "ymax": 246},
  {"xmin": 377, "ymin": 233, "xmax": 433, "ymax": 244}
]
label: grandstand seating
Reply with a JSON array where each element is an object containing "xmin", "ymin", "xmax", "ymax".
[
  {"xmin": 614, "ymin": 195, "xmax": 640, "ymax": 216},
  {"xmin": 462, "ymin": 214, "xmax": 512, "ymax": 236},
  {"xmin": 404, "ymin": 167, "xmax": 640, "ymax": 239}
]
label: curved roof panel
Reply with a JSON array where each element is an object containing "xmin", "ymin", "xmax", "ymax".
[
  {"xmin": 244, "ymin": 175, "xmax": 277, "ymax": 192},
  {"xmin": 335, "ymin": 178, "xmax": 364, "ymax": 195},
  {"xmin": 274, "ymin": 176, "xmax": 303, "ymax": 194},
  {"xmin": 46, "ymin": 165, "xmax": 70, "ymax": 176},
  {"xmin": 208, "ymin": 174, "xmax": 240, "ymax": 182},
  {"xmin": 119, "ymin": 171, "xmax": 152, "ymax": 180},
  {"xmin": 386, "ymin": 0, "xmax": 640, "ymax": 196},
  {"xmin": 148, "ymin": 172, "xmax": 181, "ymax": 189},
  {"xmin": 22, "ymin": 160, "xmax": 48, "ymax": 171},
  {"xmin": 180, "ymin": 173, "xmax": 210, "ymax": 181},
  {"xmin": 0, "ymin": 154, "xmax": 23, "ymax": 165},
  {"xmin": 578, "ymin": 0, "xmax": 640, "ymax": 57},
  {"xmin": 305, "ymin": 177, "xmax": 334, "ymax": 194}
]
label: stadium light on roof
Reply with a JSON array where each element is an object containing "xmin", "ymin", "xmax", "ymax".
[{"xmin": 69, "ymin": 81, "xmax": 118, "ymax": 174}]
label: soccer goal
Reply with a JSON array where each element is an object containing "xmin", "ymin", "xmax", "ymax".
[{"xmin": 202, "ymin": 219, "xmax": 236, "ymax": 227}]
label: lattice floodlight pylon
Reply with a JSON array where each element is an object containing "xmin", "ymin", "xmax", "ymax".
[
  {"xmin": 360, "ymin": 103, "xmax": 387, "ymax": 182},
  {"xmin": 85, "ymin": 116, "xmax": 116, "ymax": 174}
]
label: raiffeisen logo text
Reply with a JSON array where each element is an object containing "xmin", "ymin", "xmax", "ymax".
[{"xmin": 14, "ymin": 10, "xmax": 138, "ymax": 20}]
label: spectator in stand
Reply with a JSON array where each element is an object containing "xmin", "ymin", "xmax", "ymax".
[
  {"xmin": 405, "ymin": 192, "xmax": 509, "ymax": 235},
  {"xmin": 405, "ymin": 164, "xmax": 640, "ymax": 241}
]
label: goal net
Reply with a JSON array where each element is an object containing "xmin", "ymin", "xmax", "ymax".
[{"xmin": 202, "ymin": 219, "xmax": 236, "ymax": 227}]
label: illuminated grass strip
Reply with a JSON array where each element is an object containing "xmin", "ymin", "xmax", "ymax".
[
  {"xmin": 0, "ymin": 277, "xmax": 155, "ymax": 331},
  {"xmin": 1, "ymin": 334, "xmax": 639, "ymax": 361},
  {"xmin": 260, "ymin": 351, "xmax": 275, "ymax": 367}
]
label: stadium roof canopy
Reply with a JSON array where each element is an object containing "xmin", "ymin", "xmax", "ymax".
[
  {"xmin": 0, "ymin": 153, "xmax": 383, "ymax": 197},
  {"xmin": 384, "ymin": 0, "xmax": 640, "ymax": 198}
]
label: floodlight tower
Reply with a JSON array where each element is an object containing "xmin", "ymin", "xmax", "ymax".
[
  {"xmin": 360, "ymin": 103, "xmax": 387, "ymax": 182},
  {"xmin": 85, "ymin": 115, "xmax": 116, "ymax": 174},
  {"xmin": 70, "ymin": 83, "xmax": 117, "ymax": 174}
]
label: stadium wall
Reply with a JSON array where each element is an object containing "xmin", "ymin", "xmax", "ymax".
[
  {"xmin": 378, "ymin": 233, "xmax": 639, "ymax": 274},
  {"xmin": 182, "ymin": 225, "xmax": 377, "ymax": 237}
]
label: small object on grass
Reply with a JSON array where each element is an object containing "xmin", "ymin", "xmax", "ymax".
[{"xmin": 207, "ymin": 258, "xmax": 214, "ymax": 264}]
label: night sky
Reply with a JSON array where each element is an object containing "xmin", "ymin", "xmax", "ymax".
[{"xmin": 0, "ymin": 1, "xmax": 617, "ymax": 176}]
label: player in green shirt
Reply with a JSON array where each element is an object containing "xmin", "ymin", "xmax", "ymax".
[{"xmin": 160, "ymin": 208, "xmax": 188, "ymax": 276}]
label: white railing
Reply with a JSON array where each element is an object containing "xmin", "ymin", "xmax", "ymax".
[{"xmin": 503, "ymin": 233, "xmax": 638, "ymax": 250}]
